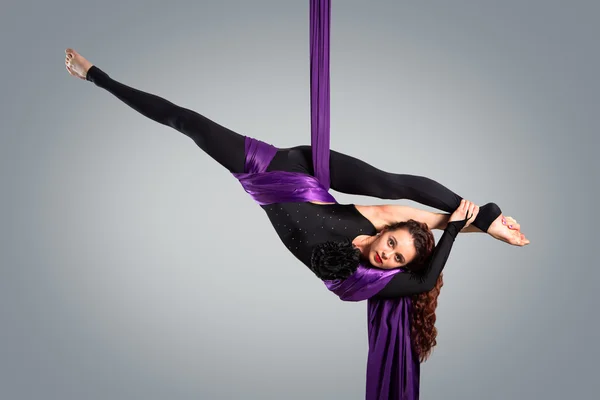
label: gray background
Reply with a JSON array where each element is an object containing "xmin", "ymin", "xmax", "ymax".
[{"xmin": 1, "ymin": 0, "xmax": 598, "ymax": 399}]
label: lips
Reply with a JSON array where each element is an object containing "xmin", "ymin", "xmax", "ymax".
[{"xmin": 375, "ymin": 253, "xmax": 382, "ymax": 264}]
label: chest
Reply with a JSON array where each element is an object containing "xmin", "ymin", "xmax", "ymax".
[{"xmin": 261, "ymin": 202, "xmax": 375, "ymax": 266}]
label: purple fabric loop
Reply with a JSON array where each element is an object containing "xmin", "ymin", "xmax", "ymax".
[
  {"xmin": 234, "ymin": 171, "xmax": 337, "ymax": 205},
  {"xmin": 324, "ymin": 265, "xmax": 398, "ymax": 302},
  {"xmin": 233, "ymin": 137, "xmax": 337, "ymax": 205},
  {"xmin": 231, "ymin": 1, "xmax": 420, "ymax": 398},
  {"xmin": 243, "ymin": 138, "xmax": 278, "ymax": 174}
]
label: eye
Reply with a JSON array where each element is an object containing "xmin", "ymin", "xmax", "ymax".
[
  {"xmin": 395, "ymin": 254, "xmax": 402, "ymax": 263},
  {"xmin": 388, "ymin": 238, "xmax": 393, "ymax": 246}
]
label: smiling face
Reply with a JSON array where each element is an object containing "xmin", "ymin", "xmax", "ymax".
[{"xmin": 369, "ymin": 228, "xmax": 418, "ymax": 269}]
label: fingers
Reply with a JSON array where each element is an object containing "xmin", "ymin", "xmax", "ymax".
[
  {"xmin": 459, "ymin": 199, "xmax": 467, "ymax": 212},
  {"xmin": 458, "ymin": 199, "xmax": 471, "ymax": 214},
  {"xmin": 470, "ymin": 203, "xmax": 479, "ymax": 221},
  {"xmin": 460, "ymin": 200, "xmax": 477, "ymax": 219},
  {"xmin": 451, "ymin": 199, "xmax": 481, "ymax": 226},
  {"xmin": 464, "ymin": 201, "xmax": 479, "ymax": 227}
]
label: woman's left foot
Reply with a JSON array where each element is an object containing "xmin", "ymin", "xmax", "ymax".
[{"xmin": 64, "ymin": 48, "xmax": 93, "ymax": 80}]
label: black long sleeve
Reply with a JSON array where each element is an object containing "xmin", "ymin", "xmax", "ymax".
[{"xmin": 375, "ymin": 219, "xmax": 467, "ymax": 298}]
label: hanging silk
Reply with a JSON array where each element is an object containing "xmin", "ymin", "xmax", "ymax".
[
  {"xmin": 310, "ymin": 0, "xmax": 331, "ymax": 190},
  {"xmin": 308, "ymin": 2, "xmax": 419, "ymax": 398},
  {"xmin": 233, "ymin": 1, "xmax": 419, "ymax": 398}
]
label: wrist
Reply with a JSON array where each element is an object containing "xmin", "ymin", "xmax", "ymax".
[{"xmin": 445, "ymin": 220, "xmax": 467, "ymax": 239}]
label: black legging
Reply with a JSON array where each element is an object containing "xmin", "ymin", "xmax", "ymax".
[{"xmin": 85, "ymin": 66, "xmax": 499, "ymax": 231}]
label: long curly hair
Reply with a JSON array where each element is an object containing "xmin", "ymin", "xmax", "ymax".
[
  {"xmin": 309, "ymin": 219, "xmax": 442, "ymax": 362},
  {"xmin": 384, "ymin": 220, "xmax": 440, "ymax": 362}
]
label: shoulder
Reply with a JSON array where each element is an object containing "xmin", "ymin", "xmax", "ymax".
[{"xmin": 354, "ymin": 205, "xmax": 390, "ymax": 231}]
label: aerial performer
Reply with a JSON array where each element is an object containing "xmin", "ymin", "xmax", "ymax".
[
  {"xmin": 63, "ymin": 4, "xmax": 528, "ymax": 399},
  {"xmin": 64, "ymin": 49, "xmax": 528, "ymax": 398}
]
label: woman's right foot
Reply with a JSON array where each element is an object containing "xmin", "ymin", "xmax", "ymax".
[
  {"xmin": 487, "ymin": 214, "xmax": 530, "ymax": 246},
  {"xmin": 65, "ymin": 48, "xmax": 93, "ymax": 80}
]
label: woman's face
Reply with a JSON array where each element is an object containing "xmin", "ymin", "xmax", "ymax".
[{"xmin": 369, "ymin": 228, "xmax": 417, "ymax": 269}]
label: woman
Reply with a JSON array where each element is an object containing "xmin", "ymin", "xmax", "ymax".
[{"xmin": 64, "ymin": 48, "xmax": 528, "ymax": 365}]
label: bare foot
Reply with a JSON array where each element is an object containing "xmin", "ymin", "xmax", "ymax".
[
  {"xmin": 65, "ymin": 48, "xmax": 93, "ymax": 80},
  {"xmin": 487, "ymin": 214, "xmax": 530, "ymax": 246}
]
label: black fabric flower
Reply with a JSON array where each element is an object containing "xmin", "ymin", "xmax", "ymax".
[{"xmin": 310, "ymin": 239, "xmax": 361, "ymax": 280}]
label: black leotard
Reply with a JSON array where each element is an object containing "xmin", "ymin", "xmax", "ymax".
[
  {"xmin": 263, "ymin": 201, "xmax": 465, "ymax": 297},
  {"xmin": 85, "ymin": 65, "xmax": 499, "ymax": 298},
  {"xmin": 264, "ymin": 202, "xmax": 376, "ymax": 268}
]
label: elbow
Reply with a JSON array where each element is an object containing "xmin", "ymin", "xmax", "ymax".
[
  {"xmin": 417, "ymin": 277, "xmax": 437, "ymax": 294},
  {"xmin": 423, "ymin": 281, "xmax": 436, "ymax": 293}
]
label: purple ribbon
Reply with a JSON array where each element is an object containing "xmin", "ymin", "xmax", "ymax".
[
  {"xmin": 310, "ymin": 0, "xmax": 331, "ymax": 190},
  {"xmin": 309, "ymin": 3, "xmax": 419, "ymax": 397},
  {"xmin": 231, "ymin": 2, "xmax": 420, "ymax": 398}
]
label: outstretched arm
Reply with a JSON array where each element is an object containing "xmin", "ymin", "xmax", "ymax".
[
  {"xmin": 375, "ymin": 204, "xmax": 453, "ymax": 231},
  {"xmin": 375, "ymin": 203, "xmax": 527, "ymax": 246},
  {"xmin": 376, "ymin": 204, "xmax": 481, "ymax": 231}
]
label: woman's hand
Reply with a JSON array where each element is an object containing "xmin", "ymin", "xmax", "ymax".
[{"xmin": 449, "ymin": 199, "xmax": 479, "ymax": 229}]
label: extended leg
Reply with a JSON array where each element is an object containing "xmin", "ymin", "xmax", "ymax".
[
  {"xmin": 268, "ymin": 145, "xmax": 464, "ymax": 211},
  {"xmin": 327, "ymin": 149, "xmax": 500, "ymax": 231},
  {"xmin": 85, "ymin": 65, "xmax": 247, "ymax": 173},
  {"xmin": 328, "ymin": 150, "xmax": 460, "ymax": 210},
  {"xmin": 266, "ymin": 145, "xmax": 499, "ymax": 231}
]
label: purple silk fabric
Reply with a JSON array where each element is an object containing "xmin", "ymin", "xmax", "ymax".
[
  {"xmin": 367, "ymin": 298, "xmax": 420, "ymax": 399},
  {"xmin": 232, "ymin": 138, "xmax": 337, "ymax": 205},
  {"xmin": 231, "ymin": 2, "xmax": 419, "ymax": 398},
  {"xmin": 310, "ymin": 0, "xmax": 331, "ymax": 190},
  {"xmin": 309, "ymin": 2, "xmax": 419, "ymax": 398},
  {"xmin": 324, "ymin": 263, "xmax": 398, "ymax": 302}
]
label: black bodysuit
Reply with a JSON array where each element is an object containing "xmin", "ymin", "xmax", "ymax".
[
  {"xmin": 85, "ymin": 66, "xmax": 500, "ymax": 298},
  {"xmin": 262, "ymin": 202, "xmax": 376, "ymax": 268}
]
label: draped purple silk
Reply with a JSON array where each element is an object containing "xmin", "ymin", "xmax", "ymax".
[
  {"xmin": 309, "ymin": 2, "xmax": 419, "ymax": 398},
  {"xmin": 231, "ymin": 2, "xmax": 420, "ymax": 398},
  {"xmin": 310, "ymin": 0, "xmax": 331, "ymax": 190}
]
